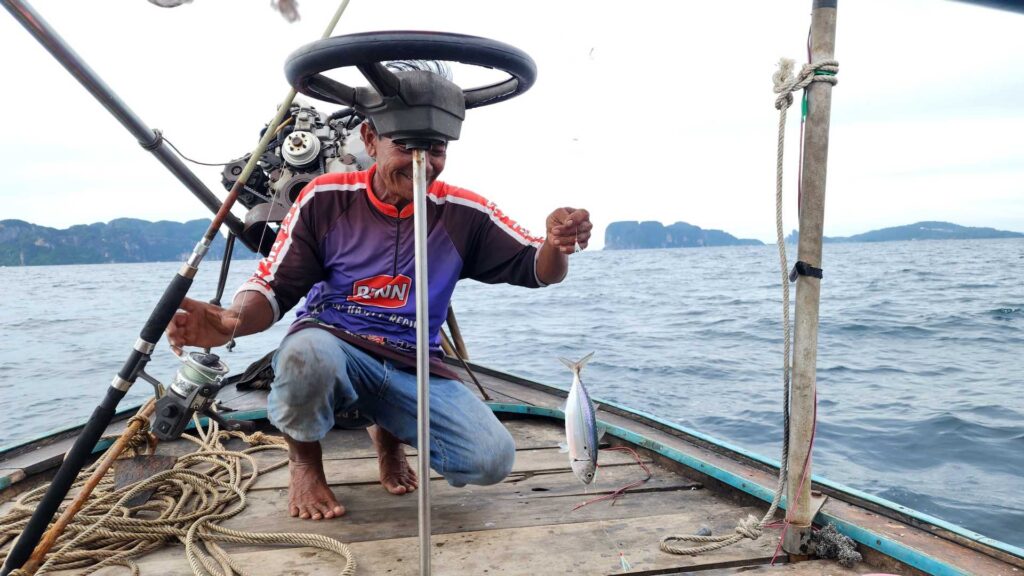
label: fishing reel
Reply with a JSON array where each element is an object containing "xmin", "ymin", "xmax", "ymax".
[
  {"xmin": 150, "ymin": 351, "xmax": 253, "ymax": 441},
  {"xmin": 221, "ymin": 100, "xmax": 371, "ymax": 214}
]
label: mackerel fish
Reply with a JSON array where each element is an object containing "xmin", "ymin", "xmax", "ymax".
[{"xmin": 560, "ymin": 352, "xmax": 598, "ymax": 484}]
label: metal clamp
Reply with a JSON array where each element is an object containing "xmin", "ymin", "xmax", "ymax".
[{"xmin": 789, "ymin": 260, "xmax": 823, "ymax": 281}]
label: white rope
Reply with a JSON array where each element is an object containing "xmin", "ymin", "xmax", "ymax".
[
  {"xmin": 1, "ymin": 421, "xmax": 356, "ymax": 575},
  {"xmin": 660, "ymin": 57, "xmax": 837, "ymax": 557}
]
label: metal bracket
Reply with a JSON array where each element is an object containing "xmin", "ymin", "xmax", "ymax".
[{"xmin": 783, "ymin": 491, "xmax": 830, "ymax": 555}]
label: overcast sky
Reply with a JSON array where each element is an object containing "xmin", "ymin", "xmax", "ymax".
[{"xmin": 1, "ymin": 0, "xmax": 1021, "ymax": 248}]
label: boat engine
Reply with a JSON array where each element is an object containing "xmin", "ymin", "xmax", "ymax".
[{"xmin": 221, "ymin": 100, "xmax": 371, "ymax": 215}]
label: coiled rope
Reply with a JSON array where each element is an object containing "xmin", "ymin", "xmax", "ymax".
[
  {"xmin": 0, "ymin": 419, "xmax": 356, "ymax": 575},
  {"xmin": 659, "ymin": 57, "xmax": 837, "ymax": 556}
]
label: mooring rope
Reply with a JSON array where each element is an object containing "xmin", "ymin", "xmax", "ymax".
[
  {"xmin": 0, "ymin": 419, "xmax": 356, "ymax": 575},
  {"xmin": 659, "ymin": 57, "xmax": 837, "ymax": 557}
]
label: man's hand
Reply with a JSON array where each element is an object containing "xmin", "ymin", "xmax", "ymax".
[
  {"xmin": 166, "ymin": 297, "xmax": 241, "ymax": 350},
  {"xmin": 545, "ymin": 207, "xmax": 592, "ymax": 254},
  {"xmin": 536, "ymin": 207, "xmax": 593, "ymax": 285}
]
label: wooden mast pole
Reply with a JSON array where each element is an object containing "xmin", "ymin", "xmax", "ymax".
[{"xmin": 783, "ymin": 0, "xmax": 838, "ymax": 556}]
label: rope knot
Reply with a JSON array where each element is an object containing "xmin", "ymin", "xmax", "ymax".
[
  {"xmin": 773, "ymin": 58, "xmax": 839, "ymax": 110},
  {"xmin": 735, "ymin": 514, "xmax": 763, "ymax": 540},
  {"xmin": 126, "ymin": 414, "xmax": 152, "ymax": 431}
]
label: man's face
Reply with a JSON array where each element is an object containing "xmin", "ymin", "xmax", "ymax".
[{"xmin": 362, "ymin": 123, "xmax": 447, "ymax": 202}]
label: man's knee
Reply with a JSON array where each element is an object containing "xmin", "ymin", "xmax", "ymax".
[
  {"xmin": 272, "ymin": 332, "xmax": 342, "ymax": 405},
  {"xmin": 468, "ymin": 427, "xmax": 515, "ymax": 486}
]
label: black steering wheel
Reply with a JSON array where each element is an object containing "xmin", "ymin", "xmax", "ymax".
[{"xmin": 284, "ymin": 31, "xmax": 537, "ymax": 111}]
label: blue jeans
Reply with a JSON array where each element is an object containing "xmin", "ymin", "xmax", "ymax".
[{"xmin": 267, "ymin": 328, "xmax": 515, "ymax": 487}]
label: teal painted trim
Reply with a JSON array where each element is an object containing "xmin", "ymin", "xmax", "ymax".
[
  {"xmin": 823, "ymin": 514, "xmax": 969, "ymax": 576},
  {"xmin": 186, "ymin": 409, "xmax": 268, "ymax": 431},
  {"xmin": 0, "ymin": 476, "xmax": 11, "ymax": 491},
  {"xmin": 487, "ymin": 403, "xmax": 974, "ymax": 576},
  {"xmin": 483, "ymin": 367, "xmax": 1024, "ymax": 562},
  {"xmin": 87, "ymin": 409, "xmax": 269, "ymax": 455}
]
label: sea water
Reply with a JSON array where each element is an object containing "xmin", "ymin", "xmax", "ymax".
[{"xmin": 0, "ymin": 239, "xmax": 1021, "ymax": 547}]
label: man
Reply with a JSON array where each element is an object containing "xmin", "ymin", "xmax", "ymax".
[{"xmin": 166, "ymin": 120, "xmax": 592, "ymax": 520}]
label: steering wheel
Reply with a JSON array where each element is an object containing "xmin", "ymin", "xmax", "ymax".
[{"xmin": 284, "ymin": 31, "xmax": 537, "ymax": 111}]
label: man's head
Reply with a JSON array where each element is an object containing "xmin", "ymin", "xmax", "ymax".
[
  {"xmin": 360, "ymin": 120, "xmax": 447, "ymax": 205},
  {"xmin": 361, "ymin": 60, "xmax": 454, "ymax": 205}
]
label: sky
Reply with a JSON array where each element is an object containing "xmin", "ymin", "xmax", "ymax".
[{"xmin": 1, "ymin": 0, "xmax": 1022, "ymax": 249}]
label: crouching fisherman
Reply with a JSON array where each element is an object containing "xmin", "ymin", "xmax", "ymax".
[{"xmin": 166, "ymin": 120, "xmax": 592, "ymax": 520}]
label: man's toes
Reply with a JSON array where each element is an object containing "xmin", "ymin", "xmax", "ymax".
[
  {"xmin": 331, "ymin": 502, "xmax": 346, "ymax": 516},
  {"xmin": 314, "ymin": 502, "xmax": 335, "ymax": 519},
  {"xmin": 298, "ymin": 506, "xmax": 312, "ymax": 520},
  {"xmin": 290, "ymin": 504, "xmax": 301, "ymax": 518}
]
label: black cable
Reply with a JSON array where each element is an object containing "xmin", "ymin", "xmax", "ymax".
[{"xmin": 162, "ymin": 135, "xmax": 236, "ymax": 167}]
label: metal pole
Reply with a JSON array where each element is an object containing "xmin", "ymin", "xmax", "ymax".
[
  {"xmin": 1, "ymin": 0, "xmax": 267, "ymax": 256},
  {"xmin": 412, "ymin": 148, "xmax": 432, "ymax": 575},
  {"xmin": 783, "ymin": 0, "xmax": 838, "ymax": 557}
]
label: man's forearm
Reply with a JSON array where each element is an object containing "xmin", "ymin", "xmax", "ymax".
[
  {"xmin": 536, "ymin": 240, "xmax": 569, "ymax": 285},
  {"xmin": 229, "ymin": 291, "xmax": 277, "ymax": 336}
]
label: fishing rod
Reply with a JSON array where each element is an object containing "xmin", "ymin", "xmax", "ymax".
[
  {"xmin": 0, "ymin": 1, "xmax": 352, "ymax": 573},
  {"xmin": 0, "ymin": 0, "xmax": 271, "ymax": 257}
]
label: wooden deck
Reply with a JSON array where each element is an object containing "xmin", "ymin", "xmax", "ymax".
[
  {"xmin": 57, "ymin": 420, "xmax": 861, "ymax": 576},
  {"xmin": 3, "ymin": 361, "xmax": 1022, "ymax": 575}
]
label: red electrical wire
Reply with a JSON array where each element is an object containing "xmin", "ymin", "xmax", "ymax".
[
  {"xmin": 771, "ymin": 388, "xmax": 819, "ymax": 565},
  {"xmin": 571, "ymin": 445, "xmax": 653, "ymax": 512}
]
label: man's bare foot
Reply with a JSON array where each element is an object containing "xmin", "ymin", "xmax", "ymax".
[
  {"xmin": 285, "ymin": 437, "xmax": 345, "ymax": 520},
  {"xmin": 368, "ymin": 425, "xmax": 418, "ymax": 495}
]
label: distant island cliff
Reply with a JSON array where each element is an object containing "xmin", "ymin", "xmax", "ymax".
[
  {"xmin": 0, "ymin": 218, "xmax": 245, "ymax": 266},
  {"xmin": 604, "ymin": 221, "xmax": 763, "ymax": 250},
  {"xmin": 605, "ymin": 220, "xmax": 1023, "ymax": 250},
  {"xmin": 785, "ymin": 221, "xmax": 1024, "ymax": 244}
]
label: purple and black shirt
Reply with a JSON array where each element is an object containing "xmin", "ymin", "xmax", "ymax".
[{"xmin": 238, "ymin": 165, "xmax": 546, "ymax": 378}]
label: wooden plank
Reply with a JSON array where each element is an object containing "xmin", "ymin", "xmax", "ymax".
[
  {"xmin": 249, "ymin": 446, "xmax": 657, "ymax": 491},
  {"xmin": 217, "ymin": 466, "xmax": 733, "ymax": 549},
  {"xmin": 83, "ymin": 510, "xmax": 784, "ymax": 576},
  {"xmin": 316, "ymin": 417, "xmax": 564, "ymax": 460}
]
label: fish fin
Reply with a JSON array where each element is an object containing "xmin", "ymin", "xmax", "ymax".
[
  {"xmin": 558, "ymin": 442, "xmax": 569, "ymax": 453},
  {"xmin": 559, "ymin": 352, "xmax": 596, "ymax": 373}
]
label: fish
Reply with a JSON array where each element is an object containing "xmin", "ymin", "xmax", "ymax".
[{"xmin": 561, "ymin": 352, "xmax": 598, "ymax": 484}]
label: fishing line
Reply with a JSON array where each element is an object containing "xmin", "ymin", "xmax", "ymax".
[
  {"xmin": 212, "ymin": 2, "xmax": 351, "ymax": 353},
  {"xmin": 562, "ymin": 214, "xmax": 634, "ymax": 571}
]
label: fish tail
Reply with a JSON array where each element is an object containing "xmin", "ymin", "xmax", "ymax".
[{"xmin": 559, "ymin": 351, "xmax": 595, "ymax": 374}]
